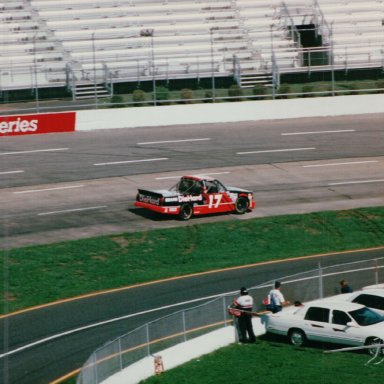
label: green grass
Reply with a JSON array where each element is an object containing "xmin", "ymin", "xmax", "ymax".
[
  {"xmin": 1, "ymin": 207, "xmax": 384, "ymax": 314},
  {"xmin": 98, "ymin": 79, "xmax": 384, "ymax": 107},
  {"xmin": 104, "ymin": 80, "xmax": 382, "ymax": 107},
  {"xmin": 140, "ymin": 338, "xmax": 384, "ymax": 384}
]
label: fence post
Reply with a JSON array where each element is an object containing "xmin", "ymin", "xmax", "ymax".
[
  {"xmin": 182, "ymin": 311, "xmax": 187, "ymax": 342},
  {"xmin": 318, "ymin": 262, "xmax": 324, "ymax": 299},
  {"xmin": 118, "ymin": 338, "xmax": 123, "ymax": 371},
  {"xmin": 93, "ymin": 353, "xmax": 98, "ymax": 384},
  {"xmin": 223, "ymin": 296, "xmax": 228, "ymax": 326},
  {"xmin": 374, "ymin": 259, "xmax": 379, "ymax": 285},
  {"xmin": 146, "ymin": 323, "xmax": 151, "ymax": 357}
]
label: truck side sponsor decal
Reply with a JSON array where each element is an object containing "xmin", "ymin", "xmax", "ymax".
[
  {"xmin": 138, "ymin": 195, "xmax": 161, "ymax": 205},
  {"xmin": 177, "ymin": 195, "xmax": 203, "ymax": 203}
]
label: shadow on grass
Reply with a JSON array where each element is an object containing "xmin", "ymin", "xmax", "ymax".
[
  {"xmin": 129, "ymin": 207, "xmax": 235, "ymax": 222},
  {"xmin": 259, "ymin": 333, "xmax": 370, "ymax": 356}
]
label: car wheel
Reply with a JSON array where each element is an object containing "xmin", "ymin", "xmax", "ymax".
[
  {"xmin": 288, "ymin": 329, "xmax": 306, "ymax": 347},
  {"xmin": 366, "ymin": 337, "xmax": 384, "ymax": 356},
  {"xmin": 235, "ymin": 196, "xmax": 249, "ymax": 214},
  {"xmin": 179, "ymin": 204, "xmax": 193, "ymax": 221}
]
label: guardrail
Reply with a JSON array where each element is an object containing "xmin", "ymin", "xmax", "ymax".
[
  {"xmin": 325, "ymin": 343, "xmax": 384, "ymax": 366},
  {"xmin": 77, "ymin": 256, "xmax": 384, "ymax": 384}
]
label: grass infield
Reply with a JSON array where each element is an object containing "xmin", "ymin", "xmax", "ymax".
[
  {"xmin": 1, "ymin": 206, "xmax": 384, "ymax": 314},
  {"xmin": 141, "ymin": 337, "xmax": 384, "ymax": 384}
]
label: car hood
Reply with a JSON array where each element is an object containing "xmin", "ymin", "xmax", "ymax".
[
  {"xmin": 363, "ymin": 320, "xmax": 384, "ymax": 333},
  {"xmin": 226, "ymin": 186, "xmax": 252, "ymax": 193},
  {"xmin": 265, "ymin": 306, "xmax": 302, "ymax": 320}
]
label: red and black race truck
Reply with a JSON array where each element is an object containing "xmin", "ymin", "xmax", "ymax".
[{"xmin": 134, "ymin": 175, "xmax": 255, "ymax": 220}]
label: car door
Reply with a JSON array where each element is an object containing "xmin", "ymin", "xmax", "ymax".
[
  {"xmin": 303, "ymin": 306, "xmax": 332, "ymax": 342},
  {"xmin": 329, "ymin": 309, "xmax": 362, "ymax": 345}
]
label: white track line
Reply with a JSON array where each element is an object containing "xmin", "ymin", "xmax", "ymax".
[
  {"xmin": 282, "ymin": 129, "xmax": 355, "ymax": 136},
  {"xmin": 94, "ymin": 157, "xmax": 168, "ymax": 166},
  {"xmin": 0, "ymin": 148, "xmax": 69, "ymax": 155},
  {"xmin": 37, "ymin": 206, "xmax": 107, "ymax": 216},
  {"xmin": 303, "ymin": 160, "xmax": 379, "ymax": 168},
  {"xmin": 0, "ymin": 292, "xmax": 230, "ymax": 359},
  {"xmin": 14, "ymin": 185, "xmax": 84, "ymax": 194},
  {"xmin": 237, "ymin": 147, "xmax": 315, "ymax": 155},
  {"xmin": 329, "ymin": 179, "xmax": 384, "ymax": 186},
  {"xmin": 0, "ymin": 170, "xmax": 24, "ymax": 175},
  {"xmin": 155, "ymin": 172, "xmax": 231, "ymax": 180},
  {"xmin": 137, "ymin": 138, "xmax": 211, "ymax": 145}
]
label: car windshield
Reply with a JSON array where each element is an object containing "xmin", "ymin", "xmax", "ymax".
[
  {"xmin": 352, "ymin": 293, "xmax": 384, "ymax": 311},
  {"xmin": 349, "ymin": 306, "xmax": 384, "ymax": 326}
]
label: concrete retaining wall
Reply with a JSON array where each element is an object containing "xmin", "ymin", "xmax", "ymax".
[
  {"xmin": 101, "ymin": 318, "xmax": 266, "ymax": 384},
  {"xmin": 76, "ymin": 94, "xmax": 384, "ymax": 131}
]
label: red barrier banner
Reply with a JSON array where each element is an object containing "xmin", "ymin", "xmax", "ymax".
[{"xmin": 0, "ymin": 112, "xmax": 76, "ymax": 136}]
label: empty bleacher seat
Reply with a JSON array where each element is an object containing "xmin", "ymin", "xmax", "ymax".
[{"xmin": 1, "ymin": 0, "xmax": 384, "ymax": 91}]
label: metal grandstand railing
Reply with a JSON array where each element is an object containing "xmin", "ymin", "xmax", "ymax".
[
  {"xmin": 77, "ymin": 257, "xmax": 384, "ymax": 384},
  {"xmin": 280, "ymin": 2, "xmax": 302, "ymax": 50}
]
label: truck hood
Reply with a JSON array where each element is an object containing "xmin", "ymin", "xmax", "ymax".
[{"xmin": 226, "ymin": 186, "xmax": 252, "ymax": 193}]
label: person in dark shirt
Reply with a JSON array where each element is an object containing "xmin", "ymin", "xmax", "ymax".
[{"xmin": 340, "ymin": 279, "xmax": 353, "ymax": 293}]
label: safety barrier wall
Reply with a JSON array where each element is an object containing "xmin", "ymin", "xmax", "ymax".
[
  {"xmin": 1, "ymin": 94, "xmax": 384, "ymax": 136},
  {"xmin": 77, "ymin": 257, "xmax": 384, "ymax": 384},
  {"xmin": 0, "ymin": 111, "xmax": 75, "ymax": 136},
  {"xmin": 75, "ymin": 94, "xmax": 384, "ymax": 131}
]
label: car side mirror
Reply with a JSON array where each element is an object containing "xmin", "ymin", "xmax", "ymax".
[{"xmin": 346, "ymin": 321, "xmax": 357, "ymax": 328}]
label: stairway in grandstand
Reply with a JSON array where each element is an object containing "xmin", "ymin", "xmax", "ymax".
[
  {"xmin": 1, "ymin": 0, "xmax": 384, "ymax": 95},
  {"xmin": 237, "ymin": 72, "xmax": 273, "ymax": 88},
  {"xmin": 72, "ymin": 82, "xmax": 110, "ymax": 100}
]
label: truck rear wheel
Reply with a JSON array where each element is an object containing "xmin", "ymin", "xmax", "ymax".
[
  {"xmin": 179, "ymin": 204, "xmax": 193, "ymax": 220},
  {"xmin": 235, "ymin": 197, "xmax": 249, "ymax": 214}
]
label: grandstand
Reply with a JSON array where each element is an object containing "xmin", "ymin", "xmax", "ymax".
[{"xmin": 0, "ymin": 0, "xmax": 383, "ymax": 99}]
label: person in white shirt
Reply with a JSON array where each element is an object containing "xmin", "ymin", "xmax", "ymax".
[
  {"xmin": 232, "ymin": 287, "xmax": 256, "ymax": 343},
  {"xmin": 268, "ymin": 281, "xmax": 289, "ymax": 313}
]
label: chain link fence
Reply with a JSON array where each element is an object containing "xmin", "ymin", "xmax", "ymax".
[{"xmin": 77, "ymin": 257, "xmax": 384, "ymax": 384}]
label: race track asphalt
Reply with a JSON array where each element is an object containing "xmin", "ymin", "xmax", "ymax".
[{"xmin": 0, "ymin": 113, "xmax": 384, "ymax": 383}]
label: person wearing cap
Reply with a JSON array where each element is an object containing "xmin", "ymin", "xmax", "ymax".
[
  {"xmin": 267, "ymin": 281, "xmax": 290, "ymax": 313},
  {"xmin": 232, "ymin": 287, "xmax": 256, "ymax": 343}
]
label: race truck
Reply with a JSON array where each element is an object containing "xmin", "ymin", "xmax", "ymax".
[{"xmin": 134, "ymin": 175, "xmax": 255, "ymax": 220}]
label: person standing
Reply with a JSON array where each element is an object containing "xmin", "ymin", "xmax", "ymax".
[
  {"xmin": 231, "ymin": 287, "xmax": 257, "ymax": 343},
  {"xmin": 340, "ymin": 279, "xmax": 353, "ymax": 293},
  {"xmin": 268, "ymin": 281, "xmax": 289, "ymax": 313}
]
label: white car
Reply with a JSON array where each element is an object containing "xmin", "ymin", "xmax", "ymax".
[
  {"xmin": 265, "ymin": 300, "xmax": 384, "ymax": 354},
  {"xmin": 328, "ymin": 287, "xmax": 384, "ymax": 316},
  {"xmin": 347, "ymin": 288, "xmax": 384, "ymax": 316}
]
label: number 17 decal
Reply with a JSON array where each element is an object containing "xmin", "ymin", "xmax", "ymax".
[{"xmin": 208, "ymin": 194, "xmax": 222, "ymax": 208}]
